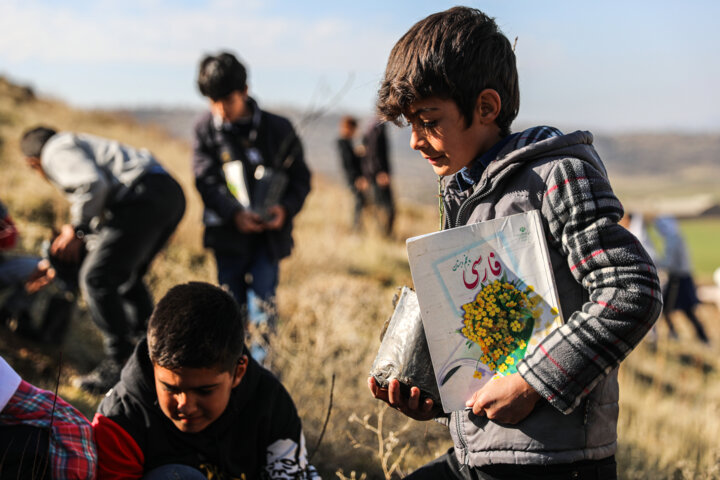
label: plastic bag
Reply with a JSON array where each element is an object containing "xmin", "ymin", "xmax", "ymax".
[{"xmin": 369, "ymin": 286, "xmax": 442, "ymax": 410}]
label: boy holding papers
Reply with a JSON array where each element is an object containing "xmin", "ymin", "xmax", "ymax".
[{"xmin": 368, "ymin": 7, "xmax": 662, "ymax": 479}]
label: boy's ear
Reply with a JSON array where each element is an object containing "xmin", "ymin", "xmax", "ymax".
[
  {"xmin": 231, "ymin": 355, "xmax": 248, "ymax": 388},
  {"xmin": 475, "ymin": 89, "xmax": 502, "ymax": 125}
]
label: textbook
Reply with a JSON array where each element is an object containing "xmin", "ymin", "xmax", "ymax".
[{"xmin": 406, "ymin": 210, "xmax": 563, "ymax": 413}]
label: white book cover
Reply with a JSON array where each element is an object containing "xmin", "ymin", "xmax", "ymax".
[
  {"xmin": 223, "ymin": 160, "xmax": 251, "ymax": 208},
  {"xmin": 406, "ymin": 210, "xmax": 563, "ymax": 412}
]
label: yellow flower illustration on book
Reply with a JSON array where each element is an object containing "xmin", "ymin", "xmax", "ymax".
[{"xmin": 459, "ymin": 277, "xmax": 539, "ymax": 378}]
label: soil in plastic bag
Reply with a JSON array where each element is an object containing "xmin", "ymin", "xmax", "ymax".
[{"xmin": 369, "ymin": 286, "xmax": 442, "ymax": 411}]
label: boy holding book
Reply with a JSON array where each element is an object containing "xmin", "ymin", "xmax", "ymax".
[
  {"xmin": 93, "ymin": 282, "xmax": 318, "ymax": 479},
  {"xmin": 368, "ymin": 7, "xmax": 662, "ymax": 479}
]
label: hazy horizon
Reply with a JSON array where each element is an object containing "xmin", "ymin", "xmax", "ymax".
[{"xmin": 2, "ymin": 1, "xmax": 720, "ymax": 134}]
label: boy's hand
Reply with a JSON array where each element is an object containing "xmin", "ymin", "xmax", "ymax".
[
  {"xmin": 354, "ymin": 177, "xmax": 369, "ymax": 191},
  {"xmin": 375, "ymin": 171, "xmax": 390, "ymax": 187},
  {"xmin": 263, "ymin": 205, "xmax": 287, "ymax": 230},
  {"xmin": 25, "ymin": 259, "xmax": 55, "ymax": 294},
  {"xmin": 465, "ymin": 373, "xmax": 541, "ymax": 424},
  {"xmin": 234, "ymin": 210, "xmax": 264, "ymax": 233},
  {"xmin": 51, "ymin": 224, "xmax": 84, "ymax": 263},
  {"xmin": 368, "ymin": 377, "xmax": 436, "ymax": 421}
]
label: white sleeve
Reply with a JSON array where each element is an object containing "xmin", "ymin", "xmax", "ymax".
[
  {"xmin": 0, "ymin": 356, "xmax": 22, "ymax": 412},
  {"xmin": 264, "ymin": 433, "xmax": 320, "ymax": 479}
]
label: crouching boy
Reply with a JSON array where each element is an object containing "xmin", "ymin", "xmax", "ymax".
[
  {"xmin": 368, "ymin": 7, "xmax": 662, "ymax": 480},
  {"xmin": 92, "ymin": 282, "xmax": 319, "ymax": 479}
]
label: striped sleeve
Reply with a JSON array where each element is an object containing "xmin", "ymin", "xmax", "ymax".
[
  {"xmin": 0, "ymin": 380, "xmax": 97, "ymax": 479},
  {"xmin": 517, "ymin": 157, "xmax": 662, "ymax": 414}
]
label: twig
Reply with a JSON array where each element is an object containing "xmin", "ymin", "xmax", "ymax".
[
  {"xmin": 296, "ymin": 73, "xmax": 355, "ymax": 136},
  {"xmin": 37, "ymin": 351, "xmax": 63, "ymax": 479},
  {"xmin": 308, "ymin": 373, "xmax": 335, "ymax": 462}
]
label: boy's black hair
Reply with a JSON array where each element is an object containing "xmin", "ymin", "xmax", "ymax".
[
  {"xmin": 20, "ymin": 126, "xmax": 57, "ymax": 158},
  {"xmin": 340, "ymin": 115, "xmax": 358, "ymax": 130},
  {"xmin": 197, "ymin": 52, "xmax": 248, "ymax": 101},
  {"xmin": 148, "ymin": 282, "xmax": 245, "ymax": 373},
  {"xmin": 377, "ymin": 7, "xmax": 520, "ymax": 137}
]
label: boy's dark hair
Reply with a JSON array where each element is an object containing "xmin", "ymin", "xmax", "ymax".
[
  {"xmin": 340, "ymin": 115, "xmax": 358, "ymax": 130},
  {"xmin": 377, "ymin": 7, "xmax": 519, "ymax": 137},
  {"xmin": 147, "ymin": 282, "xmax": 245, "ymax": 373},
  {"xmin": 197, "ymin": 52, "xmax": 248, "ymax": 101},
  {"xmin": 20, "ymin": 126, "xmax": 57, "ymax": 157}
]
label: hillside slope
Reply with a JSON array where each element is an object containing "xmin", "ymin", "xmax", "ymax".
[{"xmin": 2, "ymin": 77, "xmax": 720, "ymax": 479}]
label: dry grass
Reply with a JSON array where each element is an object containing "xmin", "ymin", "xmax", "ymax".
[{"xmin": 2, "ymin": 80, "xmax": 720, "ymax": 479}]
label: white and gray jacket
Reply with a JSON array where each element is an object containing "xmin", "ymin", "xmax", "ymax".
[
  {"xmin": 441, "ymin": 127, "xmax": 662, "ymax": 466},
  {"xmin": 41, "ymin": 132, "xmax": 163, "ymax": 231}
]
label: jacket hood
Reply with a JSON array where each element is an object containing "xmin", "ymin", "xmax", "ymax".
[{"xmin": 446, "ymin": 128, "xmax": 608, "ymax": 200}]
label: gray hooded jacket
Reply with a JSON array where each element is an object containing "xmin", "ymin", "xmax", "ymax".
[
  {"xmin": 41, "ymin": 132, "xmax": 161, "ymax": 230},
  {"xmin": 441, "ymin": 127, "xmax": 662, "ymax": 466}
]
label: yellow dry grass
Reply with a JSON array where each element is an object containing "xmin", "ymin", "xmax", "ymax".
[{"xmin": 2, "ymin": 80, "xmax": 720, "ymax": 478}]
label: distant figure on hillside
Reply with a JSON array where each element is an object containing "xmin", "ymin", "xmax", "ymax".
[
  {"xmin": 362, "ymin": 118, "xmax": 395, "ymax": 236},
  {"xmin": 619, "ymin": 211, "xmax": 657, "ymax": 263},
  {"xmin": 655, "ymin": 215, "xmax": 710, "ymax": 343},
  {"xmin": 0, "ymin": 355, "xmax": 96, "ymax": 479},
  {"xmin": 20, "ymin": 127, "xmax": 186, "ymax": 394},
  {"xmin": 192, "ymin": 52, "xmax": 311, "ymax": 366},
  {"xmin": 336, "ymin": 115, "xmax": 369, "ymax": 230}
]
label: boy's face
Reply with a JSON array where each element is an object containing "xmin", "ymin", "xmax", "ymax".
[
  {"xmin": 405, "ymin": 93, "xmax": 501, "ymax": 176},
  {"xmin": 339, "ymin": 122, "xmax": 356, "ymax": 139},
  {"xmin": 153, "ymin": 357, "xmax": 247, "ymax": 433},
  {"xmin": 210, "ymin": 89, "xmax": 249, "ymax": 124}
]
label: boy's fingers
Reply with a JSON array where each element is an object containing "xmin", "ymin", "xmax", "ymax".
[
  {"xmin": 368, "ymin": 377, "xmax": 388, "ymax": 401},
  {"xmin": 407, "ymin": 386, "xmax": 421, "ymax": 410},
  {"xmin": 466, "ymin": 390, "xmax": 487, "ymax": 416},
  {"xmin": 387, "ymin": 379, "xmax": 402, "ymax": 406}
]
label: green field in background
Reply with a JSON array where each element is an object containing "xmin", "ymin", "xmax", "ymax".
[
  {"xmin": 680, "ymin": 218, "xmax": 720, "ymax": 282},
  {"xmin": 647, "ymin": 217, "xmax": 719, "ymax": 283}
]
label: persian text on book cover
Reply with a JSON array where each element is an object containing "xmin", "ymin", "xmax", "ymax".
[{"xmin": 406, "ymin": 210, "xmax": 563, "ymax": 412}]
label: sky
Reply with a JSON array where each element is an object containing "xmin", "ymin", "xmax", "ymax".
[{"xmin": 1, "ymin": 0, "xmax": 719, "ymax": 133}]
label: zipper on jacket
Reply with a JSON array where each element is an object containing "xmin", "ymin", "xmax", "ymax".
[
  {"xmin": 450, "ymin": 163, "xmax": 523, "ymax": 228},
  {"xmin": 455, "ymin": 412, "xmax": 470, "ymax": 468},
  {"xmin": 448, "ymin": 177, "xmax": 490, "ymax": 229}
]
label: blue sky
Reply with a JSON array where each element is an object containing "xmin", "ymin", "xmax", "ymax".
[{"xmin": 1, "ymin": 0, "xmax": 719, "ymax": 132}]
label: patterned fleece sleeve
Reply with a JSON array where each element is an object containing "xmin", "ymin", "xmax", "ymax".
[{"xmin": 517, "ymin": 157, "xmax": 663, "ymax": 414}]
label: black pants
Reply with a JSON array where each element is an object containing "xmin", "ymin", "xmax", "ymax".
[
  {"xmin": 79, "ymin": 173, "xmax": 185, "ymax": 361},
  {"xmin": 406, "ymin": 448, "xmax": 617, "ymax": 480},
  {"xmin": 371, "ymin": 183, "xmax": 394, "ymax": 236},
  {"xmin": 0, "ymin": 425, "xmax": 51, "ymax": 479},
  {"xmin": 350, "ymin": 185, "xmax": 368, "ymax": 230},
  {"xmin": 662, "ymin": 273, "xmax": 709, "ymax": 342}
]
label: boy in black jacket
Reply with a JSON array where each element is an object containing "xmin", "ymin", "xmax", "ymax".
[
  {"xmin": 92, "ymin": 282, "xmax": 318, "ymax": 479},
  {"xmin": 193, "ymin": 52, "xmax": 311, "ymax": 365}
]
